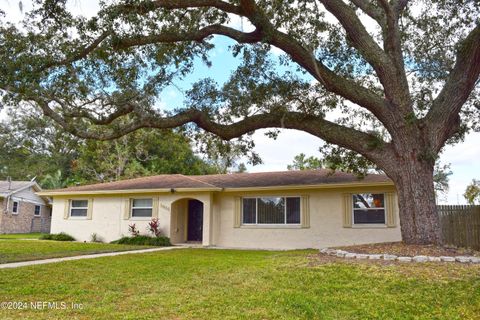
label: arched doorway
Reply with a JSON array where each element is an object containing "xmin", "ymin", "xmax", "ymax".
[{"xmin": 170, "ymin": 198, "xmax": 204, "ymax": 244}]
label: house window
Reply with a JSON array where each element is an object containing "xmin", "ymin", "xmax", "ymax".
[
  {"xmin": 12, "ymin": 201, "xmax": 19, "ymax": 214},
  {"xmin": 131, "ymin": 199, "xmax": 153, "ymax": 218},
  {"xmin": 34, "ymin": 205, "xmax": 41, "ymax": 216},
  {"xmin": 242, "ymin": 197, "xmax": 301, "ymax": 225},
  {"xmin": 352, "ymin": 193, "xmax": 385, "ymax": 224},
  {"xmin": 70, "ymin": 200, "xmax": 89, "ymax": 217}
]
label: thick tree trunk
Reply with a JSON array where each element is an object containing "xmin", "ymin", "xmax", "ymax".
[{"xmin": 386, "ymin": 158, "xmax": 442, "ymax": 245}]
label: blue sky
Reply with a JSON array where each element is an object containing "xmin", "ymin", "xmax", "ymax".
[
  {"xmin": 157, "ymin": 37, "xmax": 241, "ymax": 110},
  {"xmin": 2, "ymin": 0, "xmax": 479, "ymax": 204}
]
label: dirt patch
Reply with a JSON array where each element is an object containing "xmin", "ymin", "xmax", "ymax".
[
  {"xmin": 306, "ymin": 253, "xmax": 395, "ymax": 266},
  {"xmin": 306, "ymin": 253, "xmax": 480, "ymax": 281},
  {"xmin": 335, "ymin": 242, "xmax": 480, "ymax": 257}
]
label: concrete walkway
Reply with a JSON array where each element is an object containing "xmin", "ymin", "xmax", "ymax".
[{"xmin": 0, "ymin": 246, "xmax": 187, "ymax": 269}]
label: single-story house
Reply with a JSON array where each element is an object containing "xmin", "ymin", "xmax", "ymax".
[
  {"xmin": 1, "ymin": 180, "xmax": 52, "ymax": 234},
  {"xmin": 37, "ymin": 170, "xmax": 401, "ymax": 249}
]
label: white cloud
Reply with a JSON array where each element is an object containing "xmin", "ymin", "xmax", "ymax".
[
  {"xmin": 226, "ymin": 13, "xmax": 255, "ymax": 32},
  {"xmin": 245, "ymin": 129, "xmax": 323, "ymax": 172}
]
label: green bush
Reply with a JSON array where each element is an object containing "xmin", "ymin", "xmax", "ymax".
[
  {"xmin": 40, "ymin": 232, "xmax": 76, "ymax": 241},
  {"xmin": 111, "ymin": 235, "xmax": 171, "ymax": 247}
]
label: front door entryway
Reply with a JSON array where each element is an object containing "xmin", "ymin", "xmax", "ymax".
[{"xmin": 187, "ymin": 199, "xmax": 203, "ymax": 242}]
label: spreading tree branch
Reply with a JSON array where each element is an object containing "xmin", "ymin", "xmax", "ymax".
[
  {"xmin": 426, "ymin": 24, "xmax": 480, "ymax": 152},
  {"xmin": 376, "ymin": 0, "xmax": 411, "ymax": 108},
  {"xmin": 319, "ymin": 0, "xmax": 403, "ymax": 104},
  {"xmin": 34, "ymin": 0, "xmax": 395, "ymax": 132},
  {"xmin": 350, "ymin": 0, "xmax": 386, "ymax": 26},
  {"xmin": 109, "ymin": 0, "xmax": 243, "ymax": 16},
  {"xmin": 31, "ymin": 96, "xmax": 390, "ymax": 166}
]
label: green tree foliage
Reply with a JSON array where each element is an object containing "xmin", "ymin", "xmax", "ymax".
[
  {"xmin": 0, "ymin": 105, "xmax": 79, "ymax": 182},
  {"xmin": 0, "ymin": 106, "xmax": 221, "ymax": 187},
  {"xmin": 433, "ymin": 162, "xmax": 453, "ymax": 201},
  {"xmin": 235, "ymin": 163, "xmax": 248, "ymax": 173},
  {"xmin": 40, "ymin": 170, "xmax": 72, "ymax": 189},
  {"xmin": 288, "ymin": 150, "xmax": 452, "ymax": 199},
  {"xmin": 464, "ymin": 180, "xmax": 480, "ymax": 205},
  {"xmin": 194, "ymin": 133, "xmax": 261, "ymax": 174},
  {"xmin": 1, "ymin": 1, "xmax": 479, "ymax": 243},
  {"xmin": 287, "ymin": 153, "xmax": 323, "ymax": 171},
  {"xmin": 74, "ymin": 128, "xmax": 218, "ymax": 183}
]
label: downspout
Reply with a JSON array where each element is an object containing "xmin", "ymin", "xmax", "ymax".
[
  {"xmin": 4, "ymin": 195, "xmax": 10, "ymax": 214},
  {"xmin": 4, "ymin": 177, "xmax": 12, "ymax": 214}
]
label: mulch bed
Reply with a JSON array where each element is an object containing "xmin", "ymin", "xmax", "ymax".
[{"xmin": 335, "ymin": 242, "xmax": 480, "ymax": 257}]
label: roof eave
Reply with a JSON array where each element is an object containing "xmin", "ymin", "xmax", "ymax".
[
  {"xmin": 221, "ymin": 181, "xmax": 395, "ymax": 192},
  {"xmin": 36, "ymin": 187, "xmax": 223, "ymax": 196},
  {"xmin": 36, "ymin": 181, "xmax": 394, "ymax": 196}
]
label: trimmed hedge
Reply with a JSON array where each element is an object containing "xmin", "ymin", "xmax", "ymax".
[
  {"xmin": 111, "ymin": 235, "xmax": 171, "ymax": 247},
  {"xmin": 39, "ymin": 233, "xmax": 76, "ymax": 241}
]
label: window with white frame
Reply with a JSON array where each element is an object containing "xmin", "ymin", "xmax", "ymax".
[
  {"xmin": 352, "ymin": 193, "xmax": 385, "ymax": 224},
  {"xmin": 34, "ymin": 205, "xmax": 41, "ymax": 216},
  {"xmin": 131, "ymin": 199, "xmax": 153, "ymax": 218},
  {"xmin": 12, "ymin": 201, "xmax": 19, "ymax": 214},
  {"xmin": 70, "ymin": 200, "xmax": 88, "ymax": 217},
  {"xmin": 242, "ymin": 197, "xmax": 301, "ymax": 225}
]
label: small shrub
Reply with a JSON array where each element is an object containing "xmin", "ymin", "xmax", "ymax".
[
  {"xmin": 90, "ymin": 233, "xmax": 103, "ymax": 243},
  {"xmin": 128, "ymin": 223, "xmax": 140, "ymax": 237},
  {"xmin": 111, "ymin": 235, "xmax": 171, "ymax": 247},
  {"xmin": 40, "ymin": 232, "xmax": 75, "ymax": 241},
  {"xmin": 148, "ymin": 218, "xmax": 162, "ymax": 237}
]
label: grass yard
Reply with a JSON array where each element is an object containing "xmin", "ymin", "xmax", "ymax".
[
  {"xmin": 0, "ymin": 240, "xmax": 148, "ymax": 264},
  {"xmin": 0, "ymin": 233, "xmax": 45, "ymax": 240},
  {"xmin": 0, "ymin": 249, "xmax": 479, "ymax": 320}
]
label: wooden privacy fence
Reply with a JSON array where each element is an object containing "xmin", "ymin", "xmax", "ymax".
[{"xmin": 437, "ymin": 205, "xmax": 480, "ymax": 250}]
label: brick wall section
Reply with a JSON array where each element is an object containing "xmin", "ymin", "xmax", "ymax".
[
  {"xmin": 0, "ymin": 200, "xmax": 51, "ymax": 234},
  {"xmin": 31, "ymin": 205, "xmax": 52, "ymax": 233}
]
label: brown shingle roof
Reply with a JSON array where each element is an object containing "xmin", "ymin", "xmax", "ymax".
[
  {"xmin": 46, "ymin": 170, "xmax": 391, "ymax": 193},
  {"xmin": 55, "ymin": 174, "xmax": 217, "ymax": 192},
  {"xmin": 195, "ymin": 170, "xmax": 390, "ymax": 188}
]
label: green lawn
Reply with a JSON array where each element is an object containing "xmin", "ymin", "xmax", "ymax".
[
  {"xmin": 0, "ymin": 240, "xmax": 148, "ymax": 264},
  {"xmin": 0, "ymin": 233, "xmax": 45, "ymax": 240},
  {"xmin": 0, "ymin": 249, "xmax": 478, "ymax": 319}
]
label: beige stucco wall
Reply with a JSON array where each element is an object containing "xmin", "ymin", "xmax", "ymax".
[
  {"xmin": 50, "ymin": 192, "xmax": 213, "ymax": 243},
  {"xmin": 50, "ymin": 186, "xmax": 401, "ymax": 248},
  {"xmin": 170, "ymin": 199, "xmax": 187, "ymax": 244},
  {"xmin": 212, "ymin": 186, "xmax": 402, "ymax": 249}
]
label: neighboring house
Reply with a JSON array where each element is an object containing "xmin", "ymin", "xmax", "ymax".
[
  {"xmin": 0, "ymin": 180, "xmax": 52, "ymax": 234},
  {"xmin": 38, "ymin": 170, "xmax": 401, "ymax": 249}
]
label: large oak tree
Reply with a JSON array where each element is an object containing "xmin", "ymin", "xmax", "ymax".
[{"xmin": 0, "ymin": 0, "xmax": 479, "ymax": 244}]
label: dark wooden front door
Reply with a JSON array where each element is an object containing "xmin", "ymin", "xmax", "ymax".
[{"xmin": 187, "ymin": 200, "xmax": 203, "ymax": 242}]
